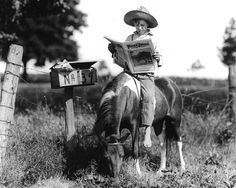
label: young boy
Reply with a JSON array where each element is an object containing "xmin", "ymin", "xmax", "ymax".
[{"xmin": 108, "ymin": 6, "xmax": 161, "ymax": 147}]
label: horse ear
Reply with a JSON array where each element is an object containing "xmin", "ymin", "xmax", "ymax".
[{"xmin": 119, "ymin": 132, "xmax": 130, "ymax": 143}]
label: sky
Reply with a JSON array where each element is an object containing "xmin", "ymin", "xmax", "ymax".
[
  {"xmin": 74, "ymin": 0, "xmax": 236, "ymax": 79},
  {"xmin": 0, "ymin": 0, "xmax": 235, "ymax": 79}
]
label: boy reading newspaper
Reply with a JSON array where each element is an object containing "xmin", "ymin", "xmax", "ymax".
[{"xmin": 107, "ymin": 6, "xmax": 161, "ymax": 147}]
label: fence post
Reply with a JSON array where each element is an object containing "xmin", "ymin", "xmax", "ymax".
[
  {"xmin": 64, "ymin": 87, "xmax": 77, "ymax": 152},
  {"xmin": 228, "ymin": 64, "xmax": 236, "ymax": 124},
  {"xmin": 0, "ymin": 73, "xmax": 1, "ymax": 99},
  {"xmin": 0, "ymin": 44, "xmax": 23, "ymax": 175}
]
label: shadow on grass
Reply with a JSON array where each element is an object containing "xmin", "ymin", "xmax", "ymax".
[
  {"xmin": 63, "ymin": 131, "xmax": 148, "ymax": 179},
  {"xmin": 63, "ymin": 133, "xmax": 110, "ymax": 180},
  {"xmin": 63, "ymin": 129, "xmax": 173, "ymax": 186}
]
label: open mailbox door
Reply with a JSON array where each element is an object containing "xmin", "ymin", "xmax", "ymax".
[{"xmin": 50, "ymin": 60, "xmax": 98, "ymax": 89}]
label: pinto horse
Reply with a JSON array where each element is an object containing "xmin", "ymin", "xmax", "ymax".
[{"xmin": 92, "ymin": 72, "xmax": 185, "ymax": 182}]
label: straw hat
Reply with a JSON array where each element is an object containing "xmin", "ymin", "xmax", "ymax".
[{"xmin": 124, "ymin": 6, "xmax": 158, "ymax": 28}]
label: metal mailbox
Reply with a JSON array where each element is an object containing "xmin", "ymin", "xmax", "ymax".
[{"xmin": 50, "ymin": 60, "xmax": 98, "ymax": 89}]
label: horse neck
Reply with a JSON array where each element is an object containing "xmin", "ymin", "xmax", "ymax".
[{"xmin": 95, "ymin": 72, "xmax": 140, "ymax": 137}]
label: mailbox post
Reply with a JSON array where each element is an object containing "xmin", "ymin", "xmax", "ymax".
[{"xmin": 50, "ymin": 60, "xmax": 98, "ymax": 152}]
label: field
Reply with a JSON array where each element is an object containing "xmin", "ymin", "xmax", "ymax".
[{"xmin": 1, "ymin": 74, "xmax": 236, "ymax": 188}]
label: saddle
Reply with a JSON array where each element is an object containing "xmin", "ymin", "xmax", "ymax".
[{"xmin": 123, "ymin": 72, "xmax": 156, "ymax": 112}]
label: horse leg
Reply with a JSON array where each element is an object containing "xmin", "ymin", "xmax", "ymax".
[
  {"xmin": 132, "ymin": 125, "xmax": 142, "ymax": 176},
  {"xmin": 165, "ymin": 116, "xmax": 185, "ymax": 172},
  {"xmin": 133, "ymin": 139, "xmax": 142, "ymax": 176},
  {"xmin": 158, "ymin": 126, "xmax": 167, "ymax": 172},
  {"xmin": 135, "ymin": 159, "xmax": 141, "ymax": 176},
  {"xmin": 177, "ymin": 137, "xmax": 185, "ymax": 172},
  {"xmin": 153, "ymin": 119, "xmax": 166, "ymax": 172}
]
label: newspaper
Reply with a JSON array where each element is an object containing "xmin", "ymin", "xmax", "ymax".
[{"xmin": 105, "ymin": 36, "xmax": 156, "ymax": 74}]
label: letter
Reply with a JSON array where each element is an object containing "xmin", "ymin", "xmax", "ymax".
[{"xmin": 64, "ymin": 74, "xmax": 70, "ymax": 85}]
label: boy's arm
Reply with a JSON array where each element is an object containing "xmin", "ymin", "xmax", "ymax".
[
  {"xmin": 151, "ymin": 36, "xmax": 162, "ymax": 67},
  {"xmin": 152, "ymin": 52, "xmax": 161, "ymax": 63}
]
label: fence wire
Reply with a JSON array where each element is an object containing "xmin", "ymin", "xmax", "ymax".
[{"xmin": 1, "ymin": 66, "xmax": 229, "ymax": 112}]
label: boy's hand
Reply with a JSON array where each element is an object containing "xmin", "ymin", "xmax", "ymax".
[
  {"xmin": 152, "ymin": 52, "xmax": 160, "ymax": 62},
  {"xmin": 108, "ymin": 43, "xmax": 116, "ymax": 54}
]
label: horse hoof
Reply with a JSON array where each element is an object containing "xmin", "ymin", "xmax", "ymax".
[
  {"xmin": 143, "ymin": 141, "xmax": 152, "ymax": 148},
  {"xmin": 156, "ymin": 170, "xmax": 164, "ymax": 176},
  {"xmin": 180, "ymin": 167, "xmax": 186, "ymax": 174},
  {"xmin": 137, "ymin": 171, "xmax": 142, "ymax": 177},
  {"xmin": 111, "ymin": 177, "xmax": 120, "ymax": 185},
  {"xmin": 157, "ymin": 168, "xmax": 167, "ymax": 175}
]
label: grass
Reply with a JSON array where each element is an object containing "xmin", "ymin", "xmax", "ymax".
[
  {"xmin": 1, "ymin": 102, "xmax": 236, "ymax": 188},
  {"xmin": 0, "ymin": 75, "xmax": 233, "ymax": 187},
  {"xmin": 2, "ymin": 105, "xmax": 65, "ymax": 187}
]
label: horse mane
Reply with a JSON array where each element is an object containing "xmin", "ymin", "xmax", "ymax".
[
  {"xmin": 93, "ymin": 95, "xmax": 113, "ymax": 136},
  {"xmin": 93, "ymin": 72, "xmax": 131, "ymax": 136}
]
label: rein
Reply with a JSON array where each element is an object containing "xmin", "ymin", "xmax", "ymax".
[{"xmin": 108, "ymin": 142, "xmax": 123, "ymax": 146}]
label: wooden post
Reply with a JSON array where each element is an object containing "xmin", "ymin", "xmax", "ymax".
[
  {"xmin": 0, "ymin": 73, "xmax": 1, "ymax": 99},
  {"xmin": 228, "ymin": 64, "xmax": 236, "ymax": 123},
  {"xmin": 64, "ymin": 87, "xmax": 77, "ymax": 152},
  {"xmin": 0, "ymin": 44, "xmax": 23, "ymax": 175},
  {"xmin": 49, "ymin": 60, "xmax": 98, "ymax": 153}
]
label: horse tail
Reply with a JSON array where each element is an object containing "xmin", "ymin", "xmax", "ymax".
[
  {"xmin": 159, "ymin": 77, "xmax": 182, "ymax": 141},
  {"xmin": 163, "ymin": 78, "xmax": 183, "ymax": 157},
  {"xmin": 164, "ymin": 115, "xmax": 181, "ymax": 141}
]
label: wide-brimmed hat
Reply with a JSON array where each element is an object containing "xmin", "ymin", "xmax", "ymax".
[{"xmin": 124, "ymin": 6, "xmax": 158, "ymax": 28}]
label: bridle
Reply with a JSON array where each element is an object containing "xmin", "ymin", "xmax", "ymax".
[{"xmin": 108, "ymin": 142, "xmax": 123, "ymax": 146}]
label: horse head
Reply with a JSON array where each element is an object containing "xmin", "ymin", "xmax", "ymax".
[{"xmin": 99, "ymin": 133, "xmax": 130, "ymax": 183}]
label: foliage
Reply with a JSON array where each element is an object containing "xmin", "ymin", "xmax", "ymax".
[
  {"xmin": 0, "ymin": 0, "xmax": 87, "ymax": 79},
  {"xmin": 1, "ymin": 101, "xmax": 236, "ymax": 187},
  {"xmin": 1, "ymin": 105, "xmax": 66, "ymax": 187},
  {"xmin": 15, "ymin": 83, "xmax": 102, "ymax": 113},
  {"xmin": 171, "ymin": 76, "xmax": 227, "ymax": 89},
  {"xmin": 219, "ymin": 18, "xmax": 236, "ymax": 66},
  {"xmin": 15, "ymin": 77, "xmax": 227, "ymax": 114},
  {"xmin": 0, "ymin": 0, "xmax": 19, "ymax": 58}
]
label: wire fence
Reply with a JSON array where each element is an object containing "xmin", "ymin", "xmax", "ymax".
[
  {"xmin": 182, "ymin": 87, "xmax": 228, "ymax": 113},
  {"xmin": 1, "ymin": 66, "xmax": 229, "ymax": 114}
]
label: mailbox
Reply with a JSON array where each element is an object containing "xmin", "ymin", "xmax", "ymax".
[{"xmin": 50, "ymin": 60, "xmax": 98, "ymax": 89}]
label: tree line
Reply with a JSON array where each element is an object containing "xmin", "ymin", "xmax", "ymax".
[{"xmin": 0, "ymin": 0, "xmax": 87, "ymax": 80}]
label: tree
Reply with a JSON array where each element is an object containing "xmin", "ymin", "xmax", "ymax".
[
  {"xmin": 0, "ymin": 0, "xmax": 87, "ymax": 80},
  {"xmin": 219, "ymin": 18, "xmax": 236, "ymax": 124},
  {"xmin": 0, "ymin": 0, "xmax": 18, "ymax": 58}
]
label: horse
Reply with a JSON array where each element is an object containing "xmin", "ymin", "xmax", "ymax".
[{"xmin": 91, "ymin": 71, "xmax": 185, "ymax": 183}]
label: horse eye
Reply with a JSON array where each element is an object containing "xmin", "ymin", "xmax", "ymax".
[{"xmin": 118, "ymin": 148, "xmax": 124, "ymax": 157}]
